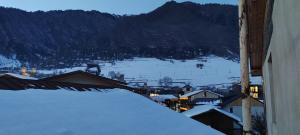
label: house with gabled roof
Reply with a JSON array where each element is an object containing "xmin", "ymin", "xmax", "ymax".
[
  {"xmin": 180, "ymin": 90, "xmax": 224, "ymax": 100},
  {"xmin": 179, "ymin": 90, "xmax": 224, "ymax": 111},
  {"xmin": 0, "ymin": 71, "xmax": 143, "ymax": 93},
  {"xmin": 40, "ymin": 70, "xmax": 127, "ymax": 87},
  {"xmin": 183, "ymin": 105, "xmax": 242, "ymax": 135},
  {"xmin": 0, "ymin": 72, "xmax": 123, "ymax": 91},
  {"xmin": 0, "ymin": 88, "xmax": 224, "ymax": 135},
  {"xmin": 220, "ymin": 93, "xmax": 264, "ymax": 121}
]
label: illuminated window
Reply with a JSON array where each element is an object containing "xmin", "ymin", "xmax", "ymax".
[
  {"xmin": 250, "ymin": 86, "xmax": 259, "ymax": 99},
  {"xmin": 21, "ymin": 67, "xmax": 29, "ymax": 76},
  {"xmin": 150, "ymin": 93, "xmax": 159, "ymax": 97},
  {"xmin": 252, "ymin": 93, "xmax": 258, "ymax": 99}
]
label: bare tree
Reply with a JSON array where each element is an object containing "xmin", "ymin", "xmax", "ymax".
[{"xmin": 252, "ymin": 113, "xmax": 266, "ymax": 135}]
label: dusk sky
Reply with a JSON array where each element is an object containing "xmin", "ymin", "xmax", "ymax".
[{"xmin": 0, "ymin": 0, "xmax": 237, "ymax": 15}]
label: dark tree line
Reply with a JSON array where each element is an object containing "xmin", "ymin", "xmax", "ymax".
[{"xmin": 0, "ymin": 1, "xmax": 239, "ymax": 68}]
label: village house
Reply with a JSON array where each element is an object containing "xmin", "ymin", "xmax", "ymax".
[
  {"xmin": 242, "ymin": 0, "xmax": 300, "ymax": 134},
  {"xmin": 221, "ymin": 93, "xmax": 264, "ymax": 120},
  {"xmin": 40, "ymin": 70, "xmax": 127, "ymax": 88},
  {"xmin": 0, "ymin": 71, "xmax": 142, "ymax": 93},
  {"xmin": 183, "ymin": 105, "xmax": 242, "ymax": 135},
  {"xmin": 179, "ymin": 90, "xmax": 224, "ymax": 111},
  {"xmin": 0, "ymin": 88, "xmax": 224, "ymax": 135}
]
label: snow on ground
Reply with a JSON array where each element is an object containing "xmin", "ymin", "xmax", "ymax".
[
  {"xmin": 38, "ymin": 56, "xmax": 262, "ymax": 87},
  {"xmin": 0, "ymin": 55, "xmax": 21, "ymax": 68},
  {"xmin": 0, "ymin": 89, "xmax": 223, "ymax": 135}
]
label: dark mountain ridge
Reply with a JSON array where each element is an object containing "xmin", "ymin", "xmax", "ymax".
[{"xmin": 0, "ymin": 1, "xmax": 238, "ymax": 68}]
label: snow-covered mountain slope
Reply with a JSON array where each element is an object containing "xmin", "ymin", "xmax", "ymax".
[
  {"xmin": 38, "ymin": 56, "xmax": 261, "ymax": 87},
  {"xmin": 0, "ymin": 55, "xmax": 21, "ymax": 68},
  {"xmin": 0, "ymin": 89, "xmax": 223, "ymax": 135}
]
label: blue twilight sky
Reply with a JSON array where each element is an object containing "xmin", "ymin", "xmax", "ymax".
[{"xmin": 0, "ymin": 0, "xmax": 237, "ymax": 15}]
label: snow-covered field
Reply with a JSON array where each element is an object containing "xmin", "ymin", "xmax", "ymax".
[
  {"xmin": 38, "ymin": 56, "xmax": 261, "ymax": 87},
  {"xmin": 0, "ymin": 89, "xmax": 223, "ymax": 135}
]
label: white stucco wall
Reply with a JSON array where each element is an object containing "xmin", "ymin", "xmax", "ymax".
[
  {"xmin": 263, "ymin": 0, "xmax": 300, "ymax": 135},
  {"xmin": 223, "ymin": 106, "xmax": 264, "ymax": 120}
]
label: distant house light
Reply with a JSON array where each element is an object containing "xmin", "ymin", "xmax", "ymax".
[
  {"xmin": 21, "ymin": 67, "xmax": 28, "ymax": 76},
  {"xmin": 150, "ymin": 93, "xmax": 159, "ymax": 97},
  {"xmin": 180, "ymin": 107, "xmax": 188, "ymax": 111},
  {"xmin": 180, "ymin": 97, "xmax": 189, "ymax": 100}
]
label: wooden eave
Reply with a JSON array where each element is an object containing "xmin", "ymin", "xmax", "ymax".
[{"xmin": 246, "ymin": 0, "xmax": 267, "ymax": 76}]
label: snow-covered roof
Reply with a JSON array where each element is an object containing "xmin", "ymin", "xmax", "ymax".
[
  {"xmin": 1, "ymin": 73, "xmax": 38, "ymax": 80},
  {"xmin": 183, "ymin": 105, "xmax": 216, "ymax": 117},
  {"xmin": 0, "ymin": 89, "xmax": 223, "ymax": 135},
  {"xmin": 183, "ymin": 105, "xmax": 241, "ymax": 123},
  {"xmin": 180, "ymin": 90, "xmax": 224, "ymax": 98},
  {"xmin": 151, "ymin": 95, "xmax": 178, "ymax": 102},
  {"xmin": 180, "ymin": 90, "xmax": 204, "ymax": 98}
]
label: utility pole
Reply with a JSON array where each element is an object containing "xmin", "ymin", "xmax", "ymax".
[{"xmin": 239, "ymin": 0, "xmax": 252, "ymax": 134}]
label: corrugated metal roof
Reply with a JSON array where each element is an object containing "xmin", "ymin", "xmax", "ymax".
[
  {"xmin": 0, "ymin": 72, "xmax": 137, "ymax": 92},
  {"xmin": 40, "ymin": 70, "xmax": 127, "ymax": 85}
]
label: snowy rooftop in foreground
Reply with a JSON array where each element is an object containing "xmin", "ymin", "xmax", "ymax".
[{"xmin": 0, "ymin": 89, "xmax": 223, "ymax": 135}]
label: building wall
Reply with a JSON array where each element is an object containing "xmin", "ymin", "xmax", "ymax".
[
  {"xmin": 228, "ymin": 97, "xmax": 263, "ymax": 107},
  {"xmin": 223, "ymin": 98, "xmax": 264, "ymax": 120},
  {"xmin": 223, "ymin": 106, "xmax": 263, "ymax": 121},
  {"xmin": 263, "ymin": 0, "xmax": 300, "ymax": 135}
]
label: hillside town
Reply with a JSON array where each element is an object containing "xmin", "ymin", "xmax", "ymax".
[
  {"xmin": 0, "ymin": 65, "xmax": 264, "ymax": 135},
  {"xmin": 0, "ymin": 0, "xmax": 299, "ymax": 135}
]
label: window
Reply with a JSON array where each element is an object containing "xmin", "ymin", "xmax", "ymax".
[
  {"xmin": 252, "ymin": 93, "xmax": 258, "ymax": 99},
  {"xmin": 268, "ymin": 54, "xmax": 276, "ymax": 123},
  {"xmin": 250, "ymin": 86, "xmax": 259, "ymax": 99},
  {"xmin": 230, "ymin": 107, "xmax": 233, "ymax": 113}
]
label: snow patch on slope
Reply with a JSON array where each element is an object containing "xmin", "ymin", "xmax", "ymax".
[{"xmin": 0, "ymin": 55, "xmax": 21, "ymax": 68}]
